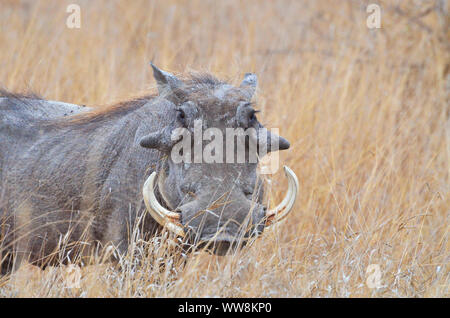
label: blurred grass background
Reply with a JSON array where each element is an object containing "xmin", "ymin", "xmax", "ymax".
[{"xmin": 0, "ymin": 0, "xmax": 448, "ymax": 297}]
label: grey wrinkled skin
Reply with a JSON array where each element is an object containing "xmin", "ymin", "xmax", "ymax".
[{"xmin": 0, "ymin": 65, "xmax": 290, "ymax": 273}]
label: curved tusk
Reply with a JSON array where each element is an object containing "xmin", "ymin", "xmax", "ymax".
[
  {"xmin": 143, "ymin": 172, "xmax": 185, "ymax": 237},
  {"xmin": 266, "ymin": 165, "xmax": 299, "ymax": 226}
]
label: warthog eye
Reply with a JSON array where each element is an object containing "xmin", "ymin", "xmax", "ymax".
[
  {"xmin": 244, "ymin": 189, "xmax": 254, "ymax": 200},
  {"xmin": 249, "ymin": 109, "xmax": 260, "ymax": 123},
  {"xmin": 177, "ymin": 108, "xmax": 186, "ymax": 126}
]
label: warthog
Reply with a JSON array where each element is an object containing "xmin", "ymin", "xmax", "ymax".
[{"xmin": 0, "ymin": 64, "xmax": 298, "ymax": 273}]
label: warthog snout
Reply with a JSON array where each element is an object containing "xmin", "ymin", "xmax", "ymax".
[{"xmin": 178, "ymin": 198, "xmax": 267, "ymax": 255}]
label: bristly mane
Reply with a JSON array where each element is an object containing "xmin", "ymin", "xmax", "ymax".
[
  {"xmin": 185, "ymin": 72, "xmax": 225, "ymax": 89},
  {"xmin": 62, "ymin": 94, "xmax": 156, "ymax": 126},
  {"xmin": 0, "ymin": 71, "xmax": 227, "ymax": 127},
  {"xmin": 62, "ymin": 72, "xmax": 227, "ymax": 125},
  {"xmin": 0, "ymin": 88, "xmax": 44, "ymax": 100},
  {"xmin": 0, "ymin": 86, "xmax": 157, "ymax": 127}
]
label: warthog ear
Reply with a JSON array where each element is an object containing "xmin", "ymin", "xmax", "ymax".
[
  {"xmin": 240, "ymin": 73, "xmax": 258, "ymax": 99},
  {"xmin": 140, "ymin": 131, "xmax": 161, "ymax": 149},
  {"xmin": 140, "ymin": 127, "xmax": 175, "ymax": 152},
  {"xmin": 270, "ymin": 131, "xmax": 290, "ymax": 151},
  {"xmin": 150, "ymin": 62, "xmax": 183, "ymax": 97},
  {"xmin": 258, "ymin": 128, "xmax": 290, "ymax": 153}
]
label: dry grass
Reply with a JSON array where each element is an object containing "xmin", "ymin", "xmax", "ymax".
[{"xmin": 0, "ymin": 0, "xmax": 448, "ymax": 297}]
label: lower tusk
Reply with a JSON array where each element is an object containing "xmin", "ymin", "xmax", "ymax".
[
  {"xmin": 143, "ymin": 172, "xmax": 185, "ymax": 237},
  {"xmin": 266, "ymin": 166, "xmax": 299, "ymax": 226}
]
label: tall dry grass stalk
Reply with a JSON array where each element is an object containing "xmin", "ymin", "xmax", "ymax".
[{"xmin": 0, "ymin": 0, "xmax": 448, "ymax": 297}]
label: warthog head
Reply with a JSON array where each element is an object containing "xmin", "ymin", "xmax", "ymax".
[{"xmin": 140, "ymin": 64, "xmax": 298, "ymax": 255}]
